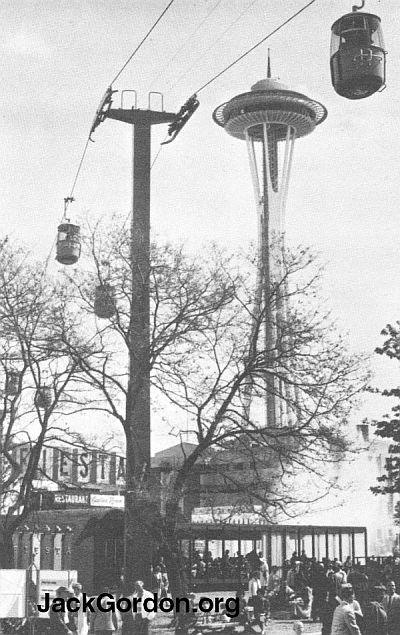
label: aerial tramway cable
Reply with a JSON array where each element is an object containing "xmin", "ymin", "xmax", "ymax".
[
  {"xmin": 156, "ymin": 0, "xmax": 319, "ymax": 151},
  {"xmin": 64, "ymin": 0, "xmax": 176, "ymax": 202},
  {"xmin": 193, "ymin": 0, "xmax": 319, "ymax": 95},
  {"xmin": 148, "ymin": 0, "xmax": 225, "ymax": 92},
  {"xmin": 110, "ymin": 0, "xmax": 176, "ymax": 85},
  {"xmin": 152, "ymin": 0, "xmax": 259, "ymax": 159},
  {"xmin": 67, "ymin": 0, "xmax": 320, "ymax": 189},
  {"xmin": 166, "ymin": 0, "xmax": 260, "ymax": 95},
  {"xmin": 68, "ymin": 138, "xmax": 91, "ymax": 200}
]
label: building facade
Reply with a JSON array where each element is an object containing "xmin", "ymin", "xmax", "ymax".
[{"xmin": 2, "ymin": 429, "xmax": 396, "ymax": 592}]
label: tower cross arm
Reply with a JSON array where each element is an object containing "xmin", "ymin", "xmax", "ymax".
[{"xmin": 105, "ymin": 108, "xmax": 176, "ymax": 126}]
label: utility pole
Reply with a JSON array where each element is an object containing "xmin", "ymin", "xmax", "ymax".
[{"xmin": 105, "ymin": 98, "xmax": 175, "ymax": 593}]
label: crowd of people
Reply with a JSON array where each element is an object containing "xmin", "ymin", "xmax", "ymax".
[
  {"xmin": 47, "ymin": 580, "xmax": 157, "ymax": 635},
  {"xmin": 222, "ymin": 550, "xmax": 400, "ymax": 634},
  {"xmin": 187, "ymin": 547, "xmax": 400, "ymax": 585},
  {"xmin": 25, "ymin": 549, "xmax": 400, "ymax": 635},
  {"xmin": 279, "ymin": 554, "xmax": 400, "ymax": 634},
  {"xmin": 183, "ymin": 547, "xmax": 400, "ymax": 634},
  {"xmin": 187, "ymin": 549, "xmax": 257, "ymax": 581}
]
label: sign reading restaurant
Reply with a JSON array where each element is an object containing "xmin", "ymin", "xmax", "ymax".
[
  {"xmin": 52, "ymin": 492, "xmax": 124, "ymax": 508},
  {"xmin": 53, "ymin": 492, "xmax": 90, "ymax": 506},
  {"xmin": 14, "ymin": 443, "xmax": 126, "ymax": 488}
]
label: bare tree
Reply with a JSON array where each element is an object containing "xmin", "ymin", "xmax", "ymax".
[
  {"xmin": 56, "ymin": 216, "xmax": 367, "ymax": 594},
  {"xmin": 0, "ymin": 239, "xmax": 101, "ymax": 567}
]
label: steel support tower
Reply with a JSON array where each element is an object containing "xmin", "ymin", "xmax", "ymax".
[
  {"xmin": 213, "ymin": 72, "xmax": 327, "ymax": 428},
  {"xmin": 105, "ymin": 102, "xmax": 175, "ymax": 593}
]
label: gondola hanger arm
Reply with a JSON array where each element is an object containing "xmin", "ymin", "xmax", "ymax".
[
  {"xmin": 161, "ymin": 94, "xmax": 200, "ymax": 145},
  {"xmin": 63, "ymin": 196, "xmax": 74, "ymax": 221},
  {"xmin": 89, "ymin": 86, "xmax": 118, "ymax": 142}
]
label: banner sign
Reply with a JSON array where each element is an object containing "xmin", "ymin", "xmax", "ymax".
[
  {"xmin": 53, "ymin": 535, "xmax": 63, "ymax": 570},
  {"xmin": 0, "ymin": 570, "xmax": 27, "ymax": 618},
  {"xmin": 32, "ymin": 532, "xmax": 41, "ymax": 569},
  {"xmin": 14, "ymin": 444, "xmax": 126, "ymax": 488},
  {"xmin": 39, "ymin": 492, "xmax": 125, "ymax": 509}
]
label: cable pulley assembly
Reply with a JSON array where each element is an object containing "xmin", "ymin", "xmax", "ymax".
[
  {"xmin": 161, "ymin": 94, "xmax": 200, "ymax": 145},
  {"xmin": 89, "ymin": 86, "xmax": 118, "ymax": 141}
]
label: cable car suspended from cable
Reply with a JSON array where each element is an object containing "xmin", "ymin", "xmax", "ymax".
[
  {"xmin": 94, "ymin": 283, "xmax": 116, "ymax": 319},
  {"xmin": 5, "ymin": 370, "xmax": 20, "ymax": 396},
  {"xmin": 56, "ymin": 197, "xmax": 82, "ymax": 265},
  {"xmin": 35, "ymin": 386, "xmax": 53, "ymax": 410},
  {"xmin": 330, "ymin": 1, "xmax": 386, "ymax": 99}
]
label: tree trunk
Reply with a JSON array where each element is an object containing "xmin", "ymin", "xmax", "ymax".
[
  {"xmin": 0, "ymin": 518, "xmax": 19, "ymax": 568},
  {"xmin": 161, "ymin": 501, "xmax": 190, "ymax": 598},
  {"xmin": 123, "ymin": 489, "xmax": 153, "ymax": 591}
]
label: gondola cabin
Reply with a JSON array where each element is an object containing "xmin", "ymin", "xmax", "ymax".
[
  {"xmin": 56, "ymin": 222, "xmax": 81, "ymax": 265},
  {"xmin": 94, "ymin": 284, "xmax": 116, "ymax": 319},
  {"xmin": 6, "ymin": 371, "xmax": 20, "ymax": 396},
  {"xmin": 330, "ymin": 10, "xmax": 386, "ymax": 99},
  {"xmin": 35, "ymin": 387, "xmax": 53, "ymax": 410}
]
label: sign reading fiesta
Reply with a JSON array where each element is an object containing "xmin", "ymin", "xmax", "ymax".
[{"xmin": 14, "ymin": 444, "xmax": 126, "ymax": 487}]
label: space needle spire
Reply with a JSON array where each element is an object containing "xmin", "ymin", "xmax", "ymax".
[{"xmin": 213, "ymin": 62, "xmax": 327, "ymax": 428}]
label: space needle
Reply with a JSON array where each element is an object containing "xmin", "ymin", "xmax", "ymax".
[{"xmin": 213, "ymin": 61, "xmax": 327, "ymax": 428}]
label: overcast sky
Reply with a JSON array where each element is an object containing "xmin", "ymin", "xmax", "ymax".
[{"xmin": 1, "ymin": 0, "xmax": 399, "ymax": 451}]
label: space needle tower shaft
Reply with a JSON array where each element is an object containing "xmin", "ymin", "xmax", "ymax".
[{"xmin": 213, "ymin": 61, "xmax": 327, "ymax": 428}]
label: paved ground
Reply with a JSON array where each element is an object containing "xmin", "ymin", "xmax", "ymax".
[
  {"xmin": 152, "ymin": 616, "xmax": 321, "ymax": 635},
  {"xmin": 151, "ymin": 590, "xmax": 322, "ymax": 635}
]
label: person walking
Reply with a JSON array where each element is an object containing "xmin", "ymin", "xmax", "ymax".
[
  {"xmin": 70, "ymin": 582, "xmax": 89, "ymax": 635},
  {"xmin": 90, "ymin": 587, "xmax": 118, "ymax": 635},
  {"xmin": 348, "ymin": 563, "xmax": 369, "ymax": 611},
  {"xmin": 382, "ymin": 580, "xmax": 400, "ymax": 635},
  {"xmin": 131, "ymin": 580, "xmax": 156, "ymax": 635},
  {"xmin": 151, "ymin": 566, "xmax": 163, "ymax": 595},
  {"xmin": 248, "ymin": 571, "xmax": 261, "ymax": 606},
  {"xmin": 331, "ymin": 584, "xmax": 361, "ymax": 635},
  {"xmin": 363, "ymin": 585, "xmax": 387, "ymax": 635},
  {"xmin": 251, "ymin": 588, "xmax": 269, "ymax": 635},
  {"xmin": 258, "ymin": 552, "xmax": 269, "ymax": 589},
  {"xmin": 331, "ymin": 562, "xmax": 348, "ymax": 596},
  {"xmin": 49, "ymin": 587, "xmax": 75, "ymax": 635},
  {"xmin": 311, "ymin": 562, "xmax": 329, "ymax": 623}
]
